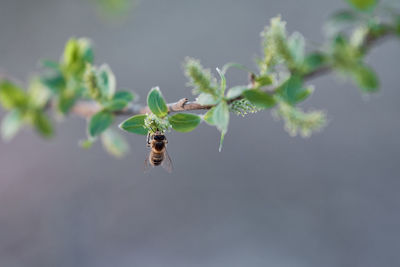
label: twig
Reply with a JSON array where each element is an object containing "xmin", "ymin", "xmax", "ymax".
[{"xmin": 70, "ymin": 28, "xmax": 396, "ymax": 118}]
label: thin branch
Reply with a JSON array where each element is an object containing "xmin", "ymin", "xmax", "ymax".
[{"xmin": 70, "ymin": 28, "xmax": 396, "ymax": 118}]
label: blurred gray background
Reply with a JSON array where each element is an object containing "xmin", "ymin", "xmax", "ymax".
[{"xmin": 0, "ymin": 0, "xmax": 400, "ymax": 266}]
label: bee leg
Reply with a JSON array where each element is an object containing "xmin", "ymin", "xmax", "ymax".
[{"xmin": 146, "ymin": 133, "xmax": 151, "ymax": 146}]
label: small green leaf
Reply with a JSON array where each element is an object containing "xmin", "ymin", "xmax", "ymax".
[
  {"xmin": 346, "ymin": 0, "xmax": 378, "ymax": 11},
  {"xmin": 279, "ymin": 75, "xmax": 304, "ymax": 104},
  {"xmin": 0, "ymin": 80, "xmax": 28, "ymax": 109},
  {"xmin": 40, "ymin": 60, "xmax": 60, "ymax": 70},
  {"xmin": 216, "ymin": 67, "xmax": 227, "ymax": 95},
  {"xmin": 32, "ymin": 111, "xmax": 53, "ymax": 138},
  {"xmin": 295, "ymin": 86, "xmax": 314, "ymax": 103},
  {"xmin": 330, "ymin": 10, "xmax": 359, "ymax": 24},
  {"xmin": 102, "ymin": 91, "xmax": 134, "ymax": 111},
  {"xmin": 113, "ymin": 91, "xmax": 135, "ymax": 102},
  {"xmin": 98, "ymin": 64, "xmax": 116, "ymax": 100},
  {"xmin": 254, "ymin": 75, "xmax": 273, "ymax": 87},
  {"xmin": 221, "ymin": 62, "xmax": 254, "ymax": 74},
  {"xmin": 196, "ymin": 93, "xmax": 219, "ymax": 105},
  {"xmin": 101, "ymin": 128, "xmax": 129, "ymax": 158},
  {"xmin": 288, "ymin": 32, "xmax": 305, "ymax": 65},
  {"xmin": 80, "ymin": 138, "xmax": 95, "ymax": 149},
  {"xmin": 353, "ymin": 65, "xmax": 379, "ymax": 92},
  {"xmin": 119, "ymin": 114, "xmax": 148, "ymax": 135},
  {"xmin": 203, "ymin": 107, "xmax": 215, "ymax": 125},
  {"xmin": 169, "ymin": 113, "xmax": 201, "ymax": 133},
  {"xmin": 147, "ymin": 87, "xmax": 168, "ymax": 118},
  {"xmin": 304, "ymin": 52, "xmax": 326, "ymax": 72},
  {"xmin": 88, "ymin": 110, "xmax": 114, "ymax": 137},
  {"xmin": 226, "ymin": 86, "xmax": 248, "ymax": 99},
  {"xmin": 212, "ymin": 101, "xmax": 229, "ymax": 133},
  {"xmin": 1, "ymin": 109, "xmax": 23, "ymax": 141},
  {"xmin": 41, "ymin": 74, "xmax": 65, "ymax": 94},
  {"xmin": 243, "ymin": 89, "xmax": 276, "ymax": 109}
]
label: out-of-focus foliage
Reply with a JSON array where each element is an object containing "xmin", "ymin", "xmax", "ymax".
[{"xmin": 1, "ymin": 0, "xmax": 399, "ymax": 158}]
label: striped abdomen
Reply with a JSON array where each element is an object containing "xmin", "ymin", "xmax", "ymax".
[{"xmin": 150, "ymin": 151, "xmax": 164, "ymax": 166}]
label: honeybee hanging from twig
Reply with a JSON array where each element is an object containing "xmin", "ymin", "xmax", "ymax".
[{"xmin": 144, "ymin": 131, "xmax": 173, "ymax": 173}]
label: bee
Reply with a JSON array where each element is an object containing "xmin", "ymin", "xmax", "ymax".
[{"xmin": 145, "ymin": 131, "xmax": 173, "ymax": 173}]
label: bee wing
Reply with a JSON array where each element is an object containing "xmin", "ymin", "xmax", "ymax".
[
  {"xmin": 144, "ymin": 150, "xmax": 152, "ymax": 173},
  {"xmin": 161, "ymin": 149, "xmax": 173, "ymax": 173}
]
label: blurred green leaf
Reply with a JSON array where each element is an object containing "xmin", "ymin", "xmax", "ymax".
[
  {"xmin": 32, "ymin": 111, "xmax": 53, "ymax": 138},
  {"xmin": 353, "ymin": 65, "xmax": 379, "ymax": 92},
  {"xmin": 216, "ymin": 68, "xmax": 227, "ymax": 95},
  {"xmin": 226, "ymin": 86, "xmax": 248, "ymax": 99},
  {"xmin": 101, "ymin": 128, "xmax": 129, "ymax": 158},
  {"xmin": 1, "ymin": 109, "xmax": 23, "ymax": 141},
  {"xmin": 346, "ymin": 0, "xmax": 378, "ymax": 11},
  {"xmin": 0, "ymin": 80, "xmax": 28, "ymax": 110},
  {"xmin": 40, "ymin": 60, "xmax": 61, "ymax": 70},
  {"xmin": 304, "ymin": 52, "xmax": 326, "ymax": 73},
  {"xmin": 169, "ymin": 113, "xmax": 201, "ymax": 133},
  {"xmin": 147, "ymin": 87, "xmax": 168, "ymax": 118},
  {"xmin": 196, "ymin": 93, "xmax": 219, "ymax": 105},
  {"xmin": 203, "ymin": 107, "xmax": 215, "ymax": 125},
  {"xmin": 113, "ymin": 91, "xmax": 135, "ymax": 102},
  {"xmin": 288, "ymin": 32, "xmax": 305, "ymax": 65},
  {"xmin": 119, "ymin": 114, "xmax": 148, "ymax": 135},
  {"xmin": 88, "ymin": 110, "xmax": 114, "ymax": 137},
  {"xmin": 41, "ymin": 74, "xmax": 65, "ymax": 94},
  {"xmin": 97, "ymin": 64, "xmax": 116, "ymax": 100},
  {"xmin": 254, "ymin": 75, "xmax": 273, "ymax": 87},
  {"xmin": 212, "ymin": 101, "xmax": 229, "ymax": 133},
  {"xmin": 278, "ymin": 75, "xmax": 304, "ymax": 104},
  {"xmin": 28, "ymin": 78, "xmax": 51, "ymax": 109},
  {"xmin": 243, "ymin": 89, "xmax": 276, "ymax": 109}
]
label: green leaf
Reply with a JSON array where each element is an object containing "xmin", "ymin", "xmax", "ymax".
[
  {"xmin": 103, "ymin": 91, "xmax": 134, "ymax": 111},
  {"xmin": 295, "ymin": 86, "xmax": 314, "ymax": 103},
  {"xmin": 254, "ymin": 75, "xmax": 273, "ymax": 87},
  {"xmin": 288, "ymin": 32, "xmax": 305, "ymax": 65},
  {"xmin": 216, "ymin": 67, "xmax": 227, "ymax": 95},
  {"xmin": 119, "ymin": 114, "xmax": 148, "ymax": 135},
  {"xmin": 40, "ymin": 60, "xmax": 61, "ymax": 70},
  {"xmin": 221, "ymin": 62, "xmax": 254, "ymax": 74},
  {"xmin": 32, "ymin": 111, "xmax": 53, "ymax": 138},
  {"xmin": 0, "ymin": 80, "xmax": 28, "ymax": 109},
  {"xmin": 41, "ymin": 74, "xmax": 65, "ymax": 94},
  {"xmin": 28, "ymin": 78, "xmax": 51, "ymax": 109},
  {"xmin": 203, "ymin": 107, "xmax": 215, "ymax": 125},
  {"xmin": 79, "ymin": 38, "xmax": 94, "ymax": 64},
  {"xmin": 113, "ymin": 91, "xmax": 135, "ymax": 102},
  {"xmin": 212, "ymin": 101, "xmax": 229, "ymax": 133},
  {"xmin": 147, "ymin": 87, "xmax": 168, "ymax": 118},
  {"xmin": 169, "ymin": 113, "xmax": 201, "ymax": 133},
  {"xmin": 346, "ymin": 0, "xmax": 378, "ymax": 11},
  {"xmin": 278, "ymin": 75, "xmax": 304, "ymax": 104},
  {"xmin": 304, "ymin": 52, "xmax": 326, "ymax": 72},
  {"xmin": 330, "ymin": 10, "xmax": 359, "ymax": 24},
  {"xmin": 353, "ymin": 65, "xmax": 379, "ymax": 92},
  {"xmin": 243, "ymin": 89, "xmax": 276, "ymax": 109},
  {"xmin": 80, "ymin": 138, "xmax": 95, "ymax": 149},
  {"xmin": 226, "ymin": 86, "xmax": 248, "ymax": 99},
  {"xmin": 1, "ymin": 109, "xmax": 23, "ymax": 141},
  {"xmin": 196, "ymin": 93, "xmax": 219, "ymax": 105},
  {"xmin": 97, "ymin": 64, "xmax": 116, "ymax": 100},
  {"xmin": 88, "ymin": 110, "xmax": 114, "ymax": 137},
  {"xmin": 101, "ymin": 128, "xmax": 129, "ymax": 158}
]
